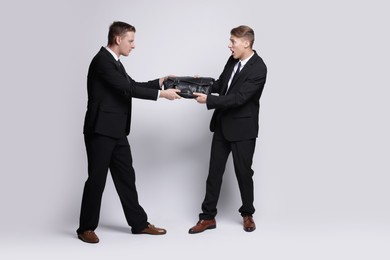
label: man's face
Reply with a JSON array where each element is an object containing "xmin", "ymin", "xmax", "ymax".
[
  {"xmin": 117, "ymin": 31, "xmax": 135, "ymax": 57},
  {"xmin": 228, "ymin": 35, "xmax": 249, "ymax": 60}
]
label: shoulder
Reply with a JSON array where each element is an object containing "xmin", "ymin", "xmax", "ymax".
[
  {"xmin": 89, "ymin": 47, "xmax": 117, "ymax": 71},
  {"xmin": 253, "ymin": 51, "xmax": 266, "ymax": 66},
  {"xmin": 249, "ymin": 51, "xmax": 267, "ymax": 72},
  {"xmin": 92, "ymin": 47, "xmax": 112, "ymax": 62}
]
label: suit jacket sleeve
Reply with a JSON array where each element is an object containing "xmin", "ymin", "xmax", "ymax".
[
  {"xmin": 206, "ymin": 64, "xmax": 266, "ymax": 110},
  {"xmin": 92, "ymin": 52, "xmax": 159, "ymax": 101}
]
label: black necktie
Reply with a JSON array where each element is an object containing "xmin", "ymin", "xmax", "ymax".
[
  {"xmin": 232, "ymin": 61, "xmax": 241, "ymax": 83},
  {"xmin": 225, "ymin": 61, "xmax": 241, "ymax": 94},
  {"xmin": 118, "ymin": 60, "xmax": 125, "ymax": 74},
  {"xmin": 118, "ymin": 60, "xmax": 130, "ymax": 82}
]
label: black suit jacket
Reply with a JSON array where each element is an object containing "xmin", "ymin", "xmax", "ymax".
[
  {"xmin": 207, "ymin": 51, "xmax": 267, "ymax": 141},
  {"xmin": 83, "ymin": 47, "xmax": 160, "ymax": 138}
]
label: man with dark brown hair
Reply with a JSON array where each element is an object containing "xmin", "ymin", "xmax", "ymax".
[
  {"xmin": 77, "ymin": 21, "xmax": 180, "ymax": 243},
  {"xmin": 190, "ymin": 25, "xmax": 267, "ymax": 233}
]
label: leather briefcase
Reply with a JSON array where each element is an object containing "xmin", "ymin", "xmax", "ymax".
[{"xmin": 163, "ymin": 76, "xmax": 215, "ymax": 98}]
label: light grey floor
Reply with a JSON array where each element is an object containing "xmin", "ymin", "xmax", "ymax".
[{"xmin": 2, "ymin": 217, "xmax": 388, "ymax": 260}]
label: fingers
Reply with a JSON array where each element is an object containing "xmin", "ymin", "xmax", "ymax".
[
  {"xmin": 168, "ymin": 94, "xmax": 181, "ymax": 100},
  {"xmin": 168, "ymin": 89, "xmax": 181, "ymax": 100},
  {"xmin": 192, "ymin": 92, "xmax": 207, "ymax": 104}
]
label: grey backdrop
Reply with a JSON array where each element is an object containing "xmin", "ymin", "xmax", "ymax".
[{"xmin": 1, "ymin": 0, "xmax": 389, "ymax": 259}]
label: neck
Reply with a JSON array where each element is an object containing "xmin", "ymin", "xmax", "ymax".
[
  {"xmin": 107, "ymin": 45, "xmax": 120, "ymax": 59},
  {"xmin": 240, "ymin": 49, "xmax": 254, "ymax": 61}
]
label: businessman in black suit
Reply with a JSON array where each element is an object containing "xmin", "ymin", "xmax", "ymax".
[
  {"xmin": 77, "ymin": 21, "xmax": 180, "ymax": 243},
  {"xmin": 190, "ymin": 25, "xmax": 267, "ymax": 233}
]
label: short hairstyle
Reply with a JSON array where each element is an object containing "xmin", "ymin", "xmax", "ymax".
[
  {"xmin": 231, "ymin": 25, "xmax": 255, "ymax": 48},
  {"xmin": 107, "ymin": 21, "xmax": 136, "ymax": 46}
]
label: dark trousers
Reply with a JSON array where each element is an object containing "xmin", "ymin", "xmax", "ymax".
[
  {"xmin": 77, "ymin": 134, "xmax": 148, "ymax": 234},
  {"xmin": 200, "ymin": 126, "xmax": 256, "ymax": 220}
]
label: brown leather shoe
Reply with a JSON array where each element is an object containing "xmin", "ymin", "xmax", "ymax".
[
  {"xmin": 139, "ymin": 224, "xmax": 167, "ymax": 235},
  {"xmin": 188, "ymin": 219, "xmax": 216, "ymax": 234},
  {"xmin": 78, "ymin": 230, "xmax": 99, "ymax": 243},
  {"xmin": 243, "ymin": 216, "xmax": 256, "ymax": 232}
]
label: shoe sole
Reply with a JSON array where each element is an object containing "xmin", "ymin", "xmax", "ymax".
[
  {"xmin": 243, "ymin": 227, "xmax": 256, "ymax": 232},
  {"xmin": 138, "ymin": 231, "xmax": 167, "ymax": 235},
  {"xmin": 78, "ymin": 235, "xmax": 99, "ymax": 243},
  {"xmin": 188, "ymin": 224, "xmax": 216, "ymax": 234}
]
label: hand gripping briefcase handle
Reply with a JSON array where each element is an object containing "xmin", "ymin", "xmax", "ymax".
[{"xmin": 163, "ymin": 76, "xmax": 215, "ymax": 98}]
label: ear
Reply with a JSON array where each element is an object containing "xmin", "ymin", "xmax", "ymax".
[
  {"xmin": 115, "ymin": 35, "xmax": 121, "ymax": 45},
  {"xmin": 244, "ymin": 39, "xmax": 250, "ymax": 49}
]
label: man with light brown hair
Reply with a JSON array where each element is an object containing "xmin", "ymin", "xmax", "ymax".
[{"xmin": 190, "ymin": 25, "xmax": 267, "ymax": 233}]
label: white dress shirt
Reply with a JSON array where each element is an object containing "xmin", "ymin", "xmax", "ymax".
[{"xmin": 227, "ymin": 52, "xmax": 255, "ymax": 91}]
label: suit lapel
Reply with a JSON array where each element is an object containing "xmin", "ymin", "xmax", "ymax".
[
  {"xmin": 117, "ymin": 61, "xmax": 127, "ymax": 76},
  {"xmin": 221, "ymin": 60, "xmax": 237, "ymax": 94},
  {"xmin": 226, "ymin": 53, "xmax": 258, "ymax": 94},
  {"xmin": 101, "ymin": 47, "xmax": 125, "ymax": 75}
]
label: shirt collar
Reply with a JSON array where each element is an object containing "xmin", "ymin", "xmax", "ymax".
[
  {"xmin": 239, "ymin": 51, "xmax": 255, "ymax": 67},
  {"xmin": 105, "ymin": 46, "xmax": 119, "ymax": 61}
]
